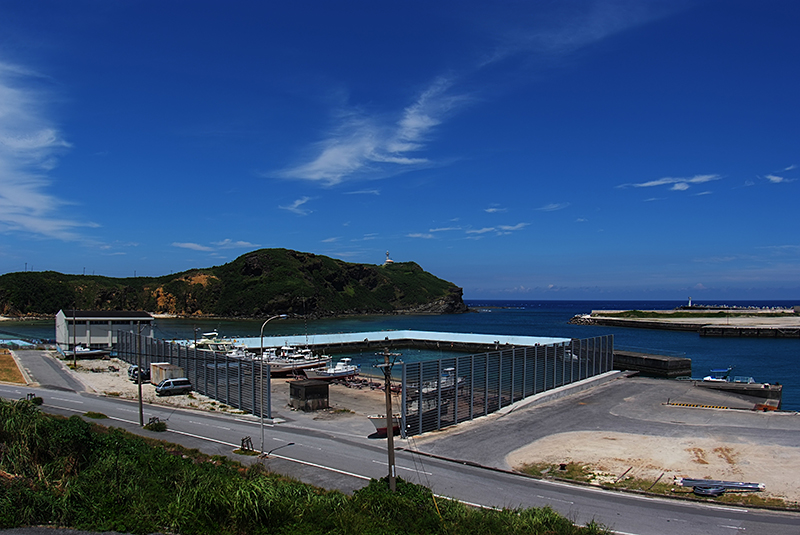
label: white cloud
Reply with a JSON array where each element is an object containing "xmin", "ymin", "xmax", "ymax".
[
  {"xmin": 430, "ymin": 226, "xmax": 461, "ymax": 232},
  {"xmin": 466, "ymin": 227, "xmax": 496, "ymax": 235},
  {"xmin": 485, "ymin": 205, "xmax": 507, "ymax": 213},
  {"xmin": 765, "ymin": 174, "xmax": 794, "ymax": 184},
  {"xmin": 279, "ymin": 196, "xmax": 313, "ymax": 215},
  {"xmin": 618, "ymin": 174, "xmax": 721, "ymax": 191},
  {"xmin": 345, "ymin": 189, "xmax": 380, "ymax": 195},
  {"xmin": 407, "ymin": 233, "xmax": 435, "ymax": 239},
  {"xmin": 498, "ymin": 223, "xmax": 528, "ymax": 231},
  {"xmin": 536, "ymin": 202, "xmax": 570, "ymax": 211},
  {"xmin": 212, "ymin": 239, "xmax": 258, "ymax": 249},
  {"xmin": 276, "ymin": 77, "xmax": 469, "ymax": 186},
  {"xmin": 172, "ymin": 242, "xmax": 214, "ymax": 252},
  {"xmin": 0, "ymin": 60, "xmax": 89, "ymax": 241}
]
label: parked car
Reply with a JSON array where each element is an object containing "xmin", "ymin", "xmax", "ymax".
[
  {"xmin": 155, "ymin": 377, "xmax": 192, "ymax": 396},
  {"xmin": 128, "ymin": 365, "xmax": 151, "ymax": 382}
]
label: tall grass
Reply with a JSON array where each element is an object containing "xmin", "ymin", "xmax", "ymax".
[{"xmin": 0, "ymin": 397, "xmax": 608, "ymax": 534}]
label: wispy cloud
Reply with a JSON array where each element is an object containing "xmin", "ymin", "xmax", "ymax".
[
  {"xmin": 764, "ymin": 174, "xmax": 794, "ymax": 184},
  {"xmin": 407, "ymin": 233, "xmax": 435, "ymax": 239},
  {"xmin": 536, "ymin": 202, "xmax": 570, "ymax": 211},
  {"xmin": 498, "ymin": 223, "xmax": 528, "ymax": 231},
  {"xmin": 484, "ymin": 204, "xmax": 507, "ymax": 213},
  {"xmin": 279, "ymin": 196, "xmax": 313, "ymax": 215},
  {"xmin": 0, "ymin": 60, "xmax": 91, "ymax": 241},
  {"xmin": 277, "ymin": 77, "xmax": 469, "ymax": 186},
  {"xmin": 344, "ymin": 189, "xmax": 380, "ymax": 195},
  {"xmin": 172, "ymin": 242, "xmax": 214, "ymax": 252},
  {"xmin": 430, "ymin": 226, "xmax": 461, "ymax": 232},
  {"xmin": 466, "ymin": 222, "xmax": 528, "ymax": 237},
  {"xmin": 618, "ymin": 174, "xmax": 721, "ymax": 191},
  {"xmin": 212, "ymin": 239, "xmax": 258, "ymax": 249}
]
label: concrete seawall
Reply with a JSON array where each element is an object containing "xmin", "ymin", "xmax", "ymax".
[{"xmin": 571, "ymin": 314, "xmax": 800, "ymax": 338}]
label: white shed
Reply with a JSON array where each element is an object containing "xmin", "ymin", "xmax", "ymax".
[{"xmin": 55, "ymin": 310, "xmax": 153, "ymax": 352}]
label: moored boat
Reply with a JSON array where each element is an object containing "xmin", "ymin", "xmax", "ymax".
[
  {"xmin": 694, "ymin": 367, "xmax": 782, "ymax": 410},
  {"xmin": 262, "ymin": 346, "xmax": 331, "ymax": 375},
  {"xmin": 304, "ymin": 358, "xmax": 360, "ymax": 380}
]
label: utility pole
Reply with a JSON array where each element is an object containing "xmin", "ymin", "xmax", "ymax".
[
  {"xmin": 379, "ymin": 350, "xmax": 397, "ymax": 491},
  {"xmin": 137, "ymin": 321, "xmax": 144, "ymax": 426}
]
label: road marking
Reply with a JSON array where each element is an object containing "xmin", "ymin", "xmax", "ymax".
[
  {"xmin": 719, "ymin": 526, "xmax": 745, "ymax": 531},
  {"xmin": 52, "ymin": 397, "xmax": 83, "ymax": 404},
  {"xmin": 372, "ymin": 459, "xmax": 432, "ymax": 475},
  {"xmin": 535, "ymin": 494, "xmax": 574, "ymax": 505}
]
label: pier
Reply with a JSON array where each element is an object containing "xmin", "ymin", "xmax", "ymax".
[
  {"xmin": 233, "ymin": 330, "xmax": 571, "ymax": 354},
  {"xmin": 571, "ymin": 311, "xmax": 800, "ymax": 338}
]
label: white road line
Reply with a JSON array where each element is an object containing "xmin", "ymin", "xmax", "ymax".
[
  {"xmin": 52, "ymin": 397, "xmax": 83, "ymax": 403},
  {"xmin": 535, "ymin": 494, "xmax": 574, "ymax": 505},
  {"xmin": 372, "ymin": 459, "xmax": 432, "ymax": 475}
]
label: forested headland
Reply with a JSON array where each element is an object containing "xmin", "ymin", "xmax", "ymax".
[{"xmin": 0, "ymin": 249, "xmax": 467, "ymax": 318}]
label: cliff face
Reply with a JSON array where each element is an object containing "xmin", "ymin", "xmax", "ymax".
[{"xmin": 0, "ymin": 249, "xmax": 467, "ymax": 318}]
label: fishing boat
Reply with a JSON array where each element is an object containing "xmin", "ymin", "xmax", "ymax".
[
  {"xmin": 304, "ymin": 358, "xmax": 360, "ymax": 380},
  {"xmin": 63, "ymin": 346, "xmax": 111, "ymax": 359},
  {"xmin": 695, "ymin": 367, "xmax": 783, "ymax": 410},
  {"xmin": 191, "ymin": 331, "xmax": 241, "ymax": 353},
  {"xmin": 368, "ymin": 414, "xmax": 401, "ymax": 436},
  {"xmin": 262, "ymin": 346, "xmax": 331, "ymax": 375}
]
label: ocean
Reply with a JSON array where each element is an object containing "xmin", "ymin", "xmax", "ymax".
[{"xmin": 2, "ymin": 299, "xmax": 797, "ymax": 410}]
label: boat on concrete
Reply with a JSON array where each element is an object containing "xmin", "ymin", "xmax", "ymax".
[
  {"xmin": 694, "ymin": 367, "xmax": 782, "ymax": 410},
  {"xmin": 368, "ymin": 414, "xmax": 401, "ymax": 436},
  {"xmin": 63, "ymin": 346, "xmax": 111, "ymax": 359},
  {"xmin": 262, "ymin": 346, "xmax": 331, "ymax": 375},
  {"xmin": 304, "ymin": 358, "xmax": 360, "ymax": 380}
]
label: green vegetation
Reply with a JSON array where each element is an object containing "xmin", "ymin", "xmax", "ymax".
[
  {"xmin": 0, "ymin": 398, "xmax": 608, "ymax": 534},
  {"xmin": 0, "ymin": 248, "xmax": 467, "ymax": 318}
]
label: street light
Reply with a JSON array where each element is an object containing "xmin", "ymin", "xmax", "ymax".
[{"xmin": 260, "ymin": 314, "xmax": 288, "ymax": 454}]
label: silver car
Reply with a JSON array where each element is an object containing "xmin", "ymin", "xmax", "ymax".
[{"xmin": 155, "ymin": 377, "xmax": 192, "ymax": 396}]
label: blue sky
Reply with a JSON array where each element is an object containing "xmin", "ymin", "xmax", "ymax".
[{"xmin": 1, "ymin": 1, "xmax": 798, "ymax": 300}]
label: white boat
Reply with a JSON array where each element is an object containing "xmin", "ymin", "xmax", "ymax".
[
  {"xmin": 304, "ymin": 358, "xmax": 360, "ymax": 380},
  {"xmin": 367, "ymin": 414, "xmax": 401, "ymax": 436},
  {"xmin": 63, "ymin": 346, "xmax": 111, "ymax": 358},
  {"xmin": 262, "ymin": 346, "xmax": 331, "ymax": 375},
  {"xmin": 191, "ymin": 331, "xmax": 241, "ymax": 353}
]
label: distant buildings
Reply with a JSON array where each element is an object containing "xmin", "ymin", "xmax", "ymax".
[{"xmin": 55, "ymin": 310, "xmax": 153, "ymax": 351}]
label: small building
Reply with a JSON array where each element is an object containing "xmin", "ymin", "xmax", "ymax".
[
  {"xmin": 289, "ymin": 379, "xmax": 329, "ymax": 411},
  {"xmin": 55, "ymin": 310, "xmax": 153, "ymax": 352}
]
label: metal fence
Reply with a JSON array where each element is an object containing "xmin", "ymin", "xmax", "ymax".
[
  {"xmin": 117, "ymin": 332, "xmax": 612, "ymax": 435},
  {"xmin": 116, "ymin": 331, "xmax": 272, "ymax": 418},
  {"xmin": 400, "ymin": 335, "xmax": 613, "ymax": 437}
]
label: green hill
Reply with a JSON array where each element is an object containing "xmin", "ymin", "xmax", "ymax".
[{"xmin": 0, "ymin": 249, "xmax": 467, "ymax": 318}]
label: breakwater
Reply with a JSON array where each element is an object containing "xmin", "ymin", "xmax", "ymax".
[{"xmin": 570, "ymin": 314, "xmax": 800, "ymax": 338}]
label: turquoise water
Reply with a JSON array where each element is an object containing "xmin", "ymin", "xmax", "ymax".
[{"xmin": 3, "ymin": 299, "xmax": 797, "ymax": 410}]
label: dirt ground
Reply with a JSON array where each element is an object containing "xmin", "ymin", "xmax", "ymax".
[
  {"xmin": 506, "ymin": 429, "xmax": 800, "ymax": 503},
  {"xmin": 68, "ymin": 356, "xmax": 389, "ymax": 417}
]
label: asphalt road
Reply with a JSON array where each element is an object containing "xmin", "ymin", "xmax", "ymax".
[{"xmin": 3, "ymin": 351, "xmax": 800, "ymax": 535}]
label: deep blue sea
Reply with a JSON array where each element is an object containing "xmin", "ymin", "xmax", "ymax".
[{"xmin": 2, "ymin": 300, "xmax": 798, "ymax": 410}]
